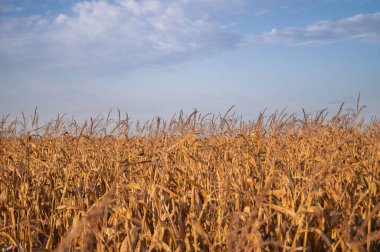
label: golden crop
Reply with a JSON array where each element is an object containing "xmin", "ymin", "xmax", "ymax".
[{"xmin": 0, "ymin": 107, "xmax": 379, "ymax": 251}]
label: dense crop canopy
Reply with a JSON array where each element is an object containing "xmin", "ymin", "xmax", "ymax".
[{"xmin": 0, "ymin": 107, "xmax": 379, "ymax": 251}]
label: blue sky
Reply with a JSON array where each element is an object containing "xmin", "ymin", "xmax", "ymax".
[{"xmin": 1, "ymin": 0, "xmax": 379, "ymax": 122}]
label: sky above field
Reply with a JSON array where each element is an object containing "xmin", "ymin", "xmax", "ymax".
[{"xmin": 0, "ymin": 0, "xmax": 379, "ymax": 123}]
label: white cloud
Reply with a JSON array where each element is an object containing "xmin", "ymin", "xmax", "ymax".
[
  {"xmin": 117, "ymin": 0, "xmax": 162, "ymax": 14},
  {"xmin": 0, "ymin": 0, "xmax": 31, "ymax": 13},
  {"xmin": 255, "ymin": 9, "xmax": 269, "ymax": 17},
  {"xmin": 0, "ymin": 0, "xmax": 243, "ymax": 75},
  {"xmin": 240, "ymin": 12, "xmax": 380, "ymax": 46},
  {"xmin": 1, "ymin": 1, "xmax": 378, "ymax": 78}
]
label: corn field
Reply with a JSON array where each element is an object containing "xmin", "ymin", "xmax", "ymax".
[{"xmin": 0, "ymin": 105, "xmax": 379, "ymax": 251}]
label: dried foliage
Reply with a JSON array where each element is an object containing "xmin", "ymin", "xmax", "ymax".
[{"xmin": 0, "ymin": 104, "xmax": 379, "ymax": 251}]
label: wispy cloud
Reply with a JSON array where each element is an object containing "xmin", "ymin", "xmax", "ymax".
[
  {"xmin": 255, "ymin": 9, "xmax": 269, "ymax": 17},
  {"xmin": 0, "ymin": 0, "xmax": 27, "ymax": 13},
  {"xmin": 0, "ymin": 0, "xmax": 244, "ymax": 75},
  {"xmin": 240, "ymin": 12, "xmax": 380, "ymax": 46},
  {"xmin": 1, "ymin": 1, "xmax": 379, "ymax": 81}
]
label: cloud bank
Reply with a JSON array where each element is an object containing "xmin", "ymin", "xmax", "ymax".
[
  {"xmin": 0, "ymin": 1, "xmax": 379, "ymax": 77},
  {"xmin": 0, "ymin": 0, "xmax": 244, "ymax": 75},
  {"xmin": 240, "ymin": 12, "xmax": 380, "ymax": 46}
]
